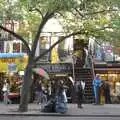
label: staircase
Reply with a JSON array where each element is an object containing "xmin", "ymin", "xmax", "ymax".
[{"xmin": 74, "ymin": 67, "xmax": 95, "ymax": 103}]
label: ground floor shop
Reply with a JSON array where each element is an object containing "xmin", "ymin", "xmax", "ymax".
[
  {"xmin": 0, "ymin": 53, "xmax": 28, "ymax": 103},
  {"xmin": 94, "ymin": 62, "xmax": 120, "ymax": 103}
]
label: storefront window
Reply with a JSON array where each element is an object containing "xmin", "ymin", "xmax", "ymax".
[
  {"xmin": 13, "ymin": 42, "xmax": 20, "ymax": 53},
  {"xmin": 94, "ymin": 42, "xmax": 120, "ymax": 62},
  {"xmin": 98, "ymin": 72, "xmax": 120, "ymax": 97},
  {"xmin": 40, "ymin": 36, "xmax": 49, "ymax": 49}
]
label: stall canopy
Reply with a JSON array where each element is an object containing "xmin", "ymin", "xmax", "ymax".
[{"xmin": 0, "ymin": 53, "xmax": 25, "ymax": 58}]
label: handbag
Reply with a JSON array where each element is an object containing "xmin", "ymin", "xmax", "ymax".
[{"xmin": 2, "ymin": 86, "xmax": 7, "ymax": 92}]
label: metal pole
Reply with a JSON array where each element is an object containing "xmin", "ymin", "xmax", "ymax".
[{"xmin": 72, "ymin": 55, "xmax": 76, "ymax": 83}]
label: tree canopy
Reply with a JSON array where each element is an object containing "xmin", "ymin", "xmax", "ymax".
[{"xmin": 1, "ymin": 0, "xmax": 120, "ymax": 46}]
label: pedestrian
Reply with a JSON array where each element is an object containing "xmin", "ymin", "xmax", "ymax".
[
  {"xmin": 81, "ymin": 80, "xmax": 86, "ymax": 92},
  {"xmin": 75, "ymin": 81, "xmax": 84, "ymax": 108},
  {"xmin": 83, "ymin": 46, "xmax": 89, "ymax": 68},
  {"xmin": 81, "ymin": 80, "xmax": 86, "ymax": 102},
  {"xmin": 92, "ymin": 74, "xmax": 102, "ymax": 105},
  {"xmin": 55, "ymin": 80, "xmax": 68, "ymax": 113},
  {"xmin": 35, "ymin": 80, "xmax": 43, "ymax": 104},
  {"xmin": 99, "ymin": 81, "xmax": 105, "ymax": 104},
  {"xmin": 51, "ymin": 80, "xmax": 56, "ymax": 98},
  {"xmin": 104, "ymin": 80, "xmax": 111, "ymax": 104},
  {"xmin": 2, "ymin": 79, "xmax": 11, "ymax": 104}
]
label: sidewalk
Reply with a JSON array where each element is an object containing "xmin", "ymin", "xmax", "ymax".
[{"xmin": 0, "ymin": 103, "xmax": 120, "ymax": 116}]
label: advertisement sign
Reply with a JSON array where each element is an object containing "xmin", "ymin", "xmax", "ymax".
[
  {"xmin": 8, "ymin": 63, "xmax": 17, "ymax": 72},
  {"xmin": 0, "ymin": 53, "xmax": 28, "ymax": 72}
]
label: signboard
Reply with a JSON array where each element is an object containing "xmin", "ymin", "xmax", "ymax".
[
  {"xmin": 8, "ymin": 63, "xmax": 17, "ymax": 72},
  {"xmin": 36, "ymin": 63, "xmax": 72, "ymax": 74},
  {"xmin": 0, "ymin": 53, "xmax": 28, "ymax": 72}
]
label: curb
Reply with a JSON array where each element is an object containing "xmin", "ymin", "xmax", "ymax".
[{"xmin": 0, "ymin": 114, "xmax": 120, "ymax": 117}]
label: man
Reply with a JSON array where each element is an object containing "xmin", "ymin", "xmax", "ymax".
[
  {"xmin": 75, "ymin": 81, "xmax": 84, "ymax": 108},
  {"xmin": 93, "ymin": 74, "xmax": 102, "ymax": 105}
]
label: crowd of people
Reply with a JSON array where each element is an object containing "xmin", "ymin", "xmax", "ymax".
[
  {"xmin": 33, "ymin": 78, "xmax": 87, "ymax": 113},
  {"xmin": 34, "ymin": 79, "xmax": 68, "ymax": 113},
  {"xmin": 0, "ymin": 74, "xmax": 112, "ymax": 114},
  {"xmin": 33, "ymin": 74, "xmax": 112, "ymax": 113}
]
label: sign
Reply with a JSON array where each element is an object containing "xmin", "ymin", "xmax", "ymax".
[
  {"xmin": 0, "ymin": 53, "xmax": 28, "ymax": 72},
  {"xmin": 36, "ymin": 63, "xmax": 72, "ymax": 74},
  {"xmin": 19, "ymin": 71, "xmax": 24, "ymax": 76},
  {"xmin": 1, "ymin": 58, "xmax": 15, "ymax": 63},
  {"xmin": 8, "ymin": 63, "xmax": 17, "ymax": 72}
]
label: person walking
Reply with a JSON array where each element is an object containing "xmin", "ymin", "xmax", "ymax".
[
  {"xmin": 2, "ymin": 79, "xmax": 11, "ymax": 104},
  {"xmin": 104, "ymin": 80, "xmax": 111, "ymax": 104},
  {"xmin": 55, "ymin": 80, "xmax": 68, "ymax": 113},
  {"xmin": 81, "ymin": 80, "xmax": 86, "ymax": 103},
  {"xmin": 75, "ymin": 81, "xmax": 84, "ymax": 108},
  {"xmin": 93, "ymin": 74, "xmax": 102, "ymax": 105},
  {"xmin": 35, "ymin": 80, "xmax": 43, "ymax": 104}
]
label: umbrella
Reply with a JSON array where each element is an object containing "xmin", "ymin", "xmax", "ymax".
[{"xmin": 32, "ymin": 68, "xmax": 50, "ymax": 80}]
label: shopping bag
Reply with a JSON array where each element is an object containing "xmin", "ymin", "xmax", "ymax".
[{"xmin": 2, "ymin": 86, "xmax": 7, "ymax": 92}]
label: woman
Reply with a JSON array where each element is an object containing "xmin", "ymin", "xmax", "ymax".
[
  {"xmin": 55, "ymin": 80, "xmax": 68, "ymax": 113},
  {"xmin": 2, "ymin": 79, "xmax": 11, "ymax": 104}
]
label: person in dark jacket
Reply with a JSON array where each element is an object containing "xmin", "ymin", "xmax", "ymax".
[
  {"xmin": 56, "ymin": 80, "xmax": 68, "ymax": 113},
  {"xmin": 104, "ymin": 80, "xmax": 111, "ymax": 104},
  {"xmin": 35, "ymin": 80, "xmax": 43, "ymax": 104},
  {"xmin": 75, "ymin": 81, "xmax": 84, "ymax": 108}
]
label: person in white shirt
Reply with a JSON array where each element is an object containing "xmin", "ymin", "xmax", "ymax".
[
  {"xmin": 81, "ymin": 80, "xmax": 86, "ymax": 91},
  {"xmin": 2, "ymin": 79, "xmax": 11, "ymax": 104}
]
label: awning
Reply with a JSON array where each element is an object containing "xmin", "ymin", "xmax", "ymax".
[
  {"xmin": 95, "ymin": 68, "xmax": 120, "ymax": 71},
  {"xmin": 0, "ymin": 53, "xmax": 25, "ymax": 58}
]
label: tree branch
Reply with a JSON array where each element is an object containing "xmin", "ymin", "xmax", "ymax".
[
  {"xmin": 0, "ymin": 25, "xmax": 31, "ymax": 54},
  {"xmin": 34, "ymin": 30, "xmax": 86, "ymax": 64},
  {"xmin": 74, "ymin": 8, "xmax": 84, "ymax": 17},
  {"xmin": 29, "ymin": 8, "xmax": 44, "ymax": 19},
  {"xmin": 85, "ymin": 9, "xmax": 118, "ymax": 16},
  {"xmin": 35, "ymin": 8, "xmax": 44, "ymax": 19},
  {"xmin": 74, "ymin": 8, "xmax": 118, "ymax": 18}
]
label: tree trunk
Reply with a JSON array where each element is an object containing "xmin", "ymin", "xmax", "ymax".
[{"xmin": 19, "ymin": 61, "xmax": 33, "ymax": 112}]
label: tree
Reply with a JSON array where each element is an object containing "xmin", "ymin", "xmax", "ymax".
[
  {"xmin": 0, "ymin": 0, "xmax": 82, "ymax": 112},
  {"xmin": 0, "ymin": 0, "xmax": 120, "ymax": 112}
]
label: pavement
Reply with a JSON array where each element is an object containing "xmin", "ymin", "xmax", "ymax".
[{"xmin": 0, "ymin": 103, "xmax": 120, "ymax": 117}]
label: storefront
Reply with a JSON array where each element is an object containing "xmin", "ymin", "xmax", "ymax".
[
  {"xmin": 0, "ymin": 53, "xmax": 28, "ymax": 102},
  {"xmin": 94, "ymin": 62, "xmax": 120, "ymax": 103}
]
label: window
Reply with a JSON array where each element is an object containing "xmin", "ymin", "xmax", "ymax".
[
  {"xmin": 0, "ymin": 41, "xmax": 4, "ymax": 53},
  {"xmin": 13, "ymin": 43, "xmax": 20, "ymax": 53}
]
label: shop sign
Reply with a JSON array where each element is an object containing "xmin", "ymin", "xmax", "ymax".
[
  {"xmin": 19, "ymin": 71, "xmax": 24, "ymax": 76},
  {"xmin": 1, "ymin": 58, "xmax": 15, "ymax": 63},
  {"xmin": 8, "ymin": 63, "xmax": 17, "ymax": 72},
  {"xmin": 37, "ymin": 63, "xmax": 72, "ymax": 73}
]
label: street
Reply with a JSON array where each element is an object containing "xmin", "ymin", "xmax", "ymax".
[{"xmin": 0, "ymin": 116, "xmax": 120, "ymax": 120}]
